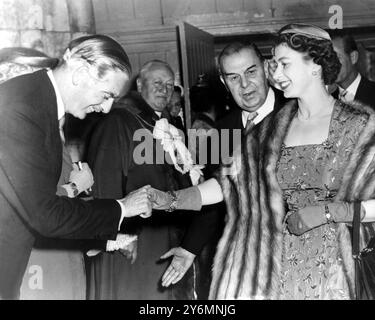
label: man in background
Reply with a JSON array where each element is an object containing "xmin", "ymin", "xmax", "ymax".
[
  {"xmin": 87, "ymin": 60, "xmax": 195, "ymax": 300},
  {"xmin": 331, "ymin": 30, "xmax": 375, "ymax": 109},
  {"xmin": 160, "ymin": 42, "xmax": 286, "ymax": 292}
]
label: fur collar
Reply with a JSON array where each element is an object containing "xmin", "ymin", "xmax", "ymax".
[{"xmin": 210, "ymin": 99, "xmax": 375, "ymax": 300}]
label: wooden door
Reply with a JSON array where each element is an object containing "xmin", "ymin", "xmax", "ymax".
[{"xmin": 178, "ymin": 22, "xmax": 215, "ymax": 129}]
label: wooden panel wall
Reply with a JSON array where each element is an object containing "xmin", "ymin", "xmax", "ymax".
[{"xmin": 93, "ymin": 0, "xmax": 375, "ymax": 79}]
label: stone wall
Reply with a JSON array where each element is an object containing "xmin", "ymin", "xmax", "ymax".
[{"xmin": 0, "ymin": 0, "xmax": 95, "ymax": 58}]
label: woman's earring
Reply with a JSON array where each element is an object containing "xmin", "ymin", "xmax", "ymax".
[{"xmin": 312, "ymin": 71, "xmax": 318, "ymax": 76}]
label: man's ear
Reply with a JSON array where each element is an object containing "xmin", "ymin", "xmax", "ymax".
[
  {"xmin": 350, "ymin": 50, "xmax": 359, "ymax": 65},
  {"xmin": 263, "ymin": 59, "xmax": 269, "ymax": 79},
  {"xmin": 136, "ymin": 77, "xmax": 142, "ymax": 93},
  {"xmin": 220, "ymin": 75, "xmax": 229, "ymax": 92},
  {"xmin": 71, "ymin": 65, "xmax": 89, "ymax": 86}
]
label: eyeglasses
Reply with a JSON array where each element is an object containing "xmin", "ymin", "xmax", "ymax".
[{"xmin": 152, "ymin": 80, "xmax": 174, "ymax": 92}]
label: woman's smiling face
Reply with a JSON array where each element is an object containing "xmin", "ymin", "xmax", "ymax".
[{"xmin": 273, "ymin": 43, "xmax": 317, "ymax": 99}]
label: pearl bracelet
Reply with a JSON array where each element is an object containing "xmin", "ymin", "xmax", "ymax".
[
  {"xmin": 165, "ymin": 191, "xmax": 178, "ymax": 212},
  {"xmin": 324, "ymin": 205, "xmax": 333, "ymax": 223}
]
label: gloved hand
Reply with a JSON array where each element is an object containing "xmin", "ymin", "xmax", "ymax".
[
  {"xmin": 148, "ymin": 188, "xmax": 173, "ymax": 210},
  {"xmin": 106, "ymin": 234, "xmax": 137, "ymax": 251},
  {"xmin": 286, "ymin": 202, "xmax": 365, "ymax": 236},
  {"xmin": 88, "ymin": 234, "xmax": 138, "ymax": 259},
  {"xmin": 148, "ymin": 186, "xmax": 202, "ymax": 212},
  {"xmin": 69, "ymin": 162, "xmax": 94, "ymax": 194}
]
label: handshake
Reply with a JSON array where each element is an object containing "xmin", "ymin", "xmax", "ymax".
[
  {"xmin": 118, "ymin": 185, "xmax": 175, "ymax": 219},
  {"xmin": 118, "ymin": 185, "xmax": 202, "ymax": 219}
]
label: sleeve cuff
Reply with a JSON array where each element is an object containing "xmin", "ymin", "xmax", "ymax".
[
  {"xmin": 59, "ymin": 183, "xmax": 73, "ymax": 198},
  {"xmin": 116, "ymin": 200, "xmax": 126, "ymax": 230}
]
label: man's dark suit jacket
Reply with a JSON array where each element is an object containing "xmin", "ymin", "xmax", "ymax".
[
  {"xmin": 180, "ymin": 88, "xmax": 286, "ymax": 255},
  {"xmin": 87, "ymin": 91, "xmax": 194, "ymax": 299},
  {"xmin": 333, "ymin": 76, "xmax": 375, "ymax": 109},
  {"xmin": 0, "ymin": 70, "xmax": 121, "ymax": 299}
]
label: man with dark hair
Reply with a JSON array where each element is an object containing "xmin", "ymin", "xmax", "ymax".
[
  {"xmin": 331, "ymin": 31, "xmax": 375, "ymax": 109},
  {"xmin": 159, "ymin": 42, "xmax": 286, "ymax": 292},
  {"xmin": 215, "ymin": 42, "xmax": 286, "ymax": 159},
  {"xmin": 0, "ymin": 35, "xmax": 153, "ymax": 299}
]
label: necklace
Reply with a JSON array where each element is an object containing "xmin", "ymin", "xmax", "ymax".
[{"xmin": 296, "ymin": 99, "xmax": 336, "ymax": 122}]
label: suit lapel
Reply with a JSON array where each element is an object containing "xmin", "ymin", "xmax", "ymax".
[{"xmin": 355, "ymin": 77, "xmax": 365, "ymax": 102}]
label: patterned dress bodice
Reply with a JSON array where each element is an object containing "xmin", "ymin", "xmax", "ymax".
[{"xmin": 275, "ymin": 101, "xmax": 366, "ymax": 300}]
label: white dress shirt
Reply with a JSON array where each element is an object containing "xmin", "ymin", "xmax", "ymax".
[
  {"xmin": 241, "ymin": 88, "xmax": 275, "ymax": 128},
  {"xmin": 338, "ymin": 73, "xmax": 361, "ymax": 102},
  {"xmin": 47, "ymin": 70, "xmax": 65, "ymax": 121}
]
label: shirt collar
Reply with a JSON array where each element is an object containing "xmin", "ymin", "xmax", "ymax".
[
  {"xmin": 47, "ymin": 69, "xmax": 65, "ymax": 121},
  {"xmin": 338, "ymin": 73, "xmax": 361, "ymax": 99},
  {"xmin": 241, "ymin": 88, "xmax": 275, "ymax": 128}
]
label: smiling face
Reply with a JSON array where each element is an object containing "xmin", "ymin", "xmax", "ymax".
[
  {"xmin": 68, "ymin": 67, "xmax": 129, "ymax": 119},
  {"xmin": 273, "ymin": 43, "xmax": 317, "ymax": 99},
  {"xmin": 221, "ymin": 48, "xmax": 269, "ymax": 113},
  {"xmin": 137, "ymin": 66, "xmax": 174, "ymax": 112}
]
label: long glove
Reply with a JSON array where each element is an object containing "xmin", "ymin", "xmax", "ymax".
[
  {"xmin": 148, "ymin": 186, "xmax": 202, "ymax": 212},
  {"xmin": 286, "ymin": 202, "xmax": 365, "ymax": 236}
]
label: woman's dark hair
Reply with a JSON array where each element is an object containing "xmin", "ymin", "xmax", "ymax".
[{"xmin": 275, "ymin": 33, "xmax": 341, "ymax": 85}]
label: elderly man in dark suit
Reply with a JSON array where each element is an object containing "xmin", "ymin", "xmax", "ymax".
[
  {"xmin": 87, "ymin": 60, "xmax": 196, "ymax": 300},
  {"xmin": 0, "ymin": 35, "xmax": 153, "ymax": 299},
  {"xmin": 158, "ymin": 42, "xmax": 286, "ymax": 291},
  {"xmin": 331, "ymin": 31, "xmax": 375, "ymax": 109}
]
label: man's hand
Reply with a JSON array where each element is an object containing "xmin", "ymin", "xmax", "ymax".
[
  {"xmin": 119, "ymin": 238, "xmax": 138, "ymax": 264},
  {"xmin": 148, "ymin": 187, "xmax": 172, "ymax": 210},
  {"xmin": 160, "ymin": 247, "xmax": 196, "ymax": 287},
  {"xmin": 120, "ymin": 185, "xmax": 152, "ymax": 218},
  {"xmin": 69, "ymin": 162, "xmax": 94, "ymax": 193}
]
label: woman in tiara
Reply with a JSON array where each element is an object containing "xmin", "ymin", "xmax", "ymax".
[{"xmin": 149, "ymin": 23, "xmax": 375, "ymax": 299}]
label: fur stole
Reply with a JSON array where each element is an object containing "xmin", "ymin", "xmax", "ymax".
[{"xmin": 209, "ymin": 99, "xmax": 375, "ymax": 300}]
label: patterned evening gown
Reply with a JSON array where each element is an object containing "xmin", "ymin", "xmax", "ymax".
[{"xmin": 276, "ymin": 102, "xmax": 365, "ymax": 300}]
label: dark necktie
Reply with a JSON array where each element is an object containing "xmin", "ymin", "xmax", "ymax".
[{"xmin": 339, "ymin": 89, "xmax": 348, "ymax": 102}]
